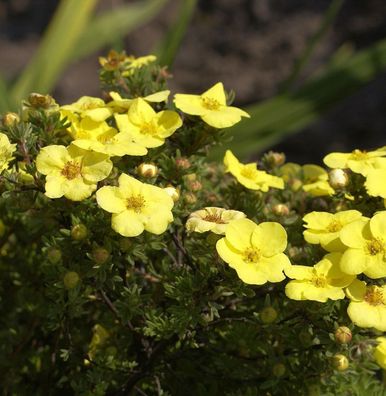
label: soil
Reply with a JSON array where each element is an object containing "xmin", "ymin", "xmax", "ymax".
[{"xmin": 1, "ymin": 0, "xmax": 386, "ymax": 163}]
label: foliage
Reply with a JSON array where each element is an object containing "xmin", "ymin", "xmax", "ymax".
[{"xmin": 0, "ymin": 53, "xmax": 385, "ymax": 395}]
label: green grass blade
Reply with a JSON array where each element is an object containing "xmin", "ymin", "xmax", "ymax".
[
  {"xmin": 71, "ymin": 0, "xmax": 168, "ymax": 62},
  {"xmin": 281, "ymin": 0, "xmax": 345, "ymax": 91},
  {"xmin": 10, "ymin": 0, "xmax": 97, "ymax": 109},
  {"xmin": 0, "ymin": 74, "xmax": 10, "ymax": 113},
  {"xmin": 156, "ymin": 0, "xmax": 197, "ymax": 68},
  {"xmin": 210, "ymin": 38, "xmax": 386, "ymax": 160}
]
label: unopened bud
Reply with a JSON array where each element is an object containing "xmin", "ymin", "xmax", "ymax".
[
  {"xmin": 272, "ymin": 204, "xmax": 289, "ymax": 216},
  {"xmin": 2, "ymin": 112, "xmax": 20, "ymax": 127},
  {"xmin": 260, "ymin": 306, "xmax": 278, "ymax": 324},
  {"xmin": 71, "ymin": 224, "xmax": 88, "ymax": 241},
  {"xmin": 184, "ymin": 173, "xmax": 196, "ymax": 182},
  {"xmin": 329, "ymin": 169, "xmax": 348, "ymax": 189},
  {"xmin": 47, "ymin": 247, "xmax": 62, "ymax": 264},
  {"xmin": 290, "ymin": 178, "xmax": 302, "ymax": 191},
  {"xmin": 28, "ymin": 93, "xmax": 55, "ymax": 109},
  {"xmin": 272, "ymin": 363, "xmax": 286, "ymax": 377},
  {"xmin": 264, "ymin": 151, "xmax": 286, "ymax": 168},
  {"xmin": 91, "ymin": 247, "xmax": 110, "ymax": 265},
  {"xmin": 119, "ymin": 238, "xmax": 131, "ymax": 252},
  {"xmin": 164, "ymin": 186, "xmax": 180, "ymax": 202},
  {"xmin": 188, "ymin": 180, "xmax": 202, "ymax": 192},
  {"xmin": 63, "ymin": 271, "xmax": 80, "ymax": 289},
  {"xmin": 331, "ymin": 354, "xmax": 349, "ymax": 371},
  {"xmin": 136, "ymin": 163, "xmax": 158, "ymax": 178},
  {"xmin": 184, "ymin": 192, "xmax": 197, "ymax": 204},
  {"xmin": 334, "ymin": 326, "xmax": 352, "ymax": 344},
  {"xmin": 175, "ymin": 157, "xmax": 191, "ymax": 170}
]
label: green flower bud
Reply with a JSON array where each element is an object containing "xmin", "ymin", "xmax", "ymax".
[
  {"xmin": 119, "ymin": 238, "xmax": 131, "ymax": 252},
  {"xmin": 91, "ymin": 247, "xmax": 110, "ymax": 265},
  {"xmin": 272, "ymin": 204, "xmax": 289, "ymax": 216},
  {"xmin": 63, "ymin": 271, "xmax": 80, "ymax": 289},
  {"xmin": 47, "ymin": 247, "xmax": 62, "ymax": 264},
  {"xmin": 71, "ymin": 224, "xmax": 88, "ymax": 241},
  {"xmin": 334, "ymin": 326, "xmax": 352, "ymax": 344},
  {"xmin": 260, "ymin": 306, "xmax": 278, "ymax": 324},
  {"xmin": 331, "ymin": 354, "xmax": 349, "ymax": 371},
  {"xmin": 272, "ymin": 363, "xmax": 286, "ymax": 377},
  {"xmin": 136, "ymin": 163, "xmax": 158, "ymax": 178},
  {"xmin": 2, "ymin": 112, "xmax": 20, "ymax": 127}
]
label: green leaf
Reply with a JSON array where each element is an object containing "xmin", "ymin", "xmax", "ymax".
[
  {"xmin": 210, "ymin": 38, "xmax": 386, "ymax": 160},
  {"xmin": 9, "ymin": 0, "xmax": 98, "ymax": 109},
  {"xmin": 156, "ymin": 0, "xmax": 197, "ymax": 68},
  {"xmin": 71, "ymin": 0, "xmax": 169, "ymax": 62}
]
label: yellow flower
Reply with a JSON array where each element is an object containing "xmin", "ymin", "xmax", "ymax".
[
  {"xmin": 186, "ymin": 207, "xmax": 246, "ymax": 235},
  {"xmin": 96, "ymin": 173, "xmax": 174, "ymax": 237},
  {"xmin": 346, "ymin": 279, "xmax": 386, "ymax": 331},
  {"xmin": 61, "ymin": 96, "xmax": 112, "ymax": 122},
  {"xmin": 365, "ymin": 166, "xmax": 386, "ymax": 198},
  {"xmin": 216, "ymin": 218, "xmax": 290, "ymax": 285},
  {"xmin": 340, "ymin": 212, "xmax": 386, "ymax": 278},
  {"xmin": 122, "ymin": 55, "xmax": 157, "ymax": 76},
  {"xmin": 303, "ymin": 210, "xmax": 363, "ymax": 252},
  {"xmin": 374, "ymin": 337, "xmax": 386, "ymax": 370},
  {"xmin": 323, "ymin": 148, "xmax": 386, "ymax": 176},
  {"xmin": 174, "ymin": 82, "xmax": 250, "ymax": 128},
  {"xmin": 107, "ymin": 90, "xmax": 170, "ymax": 113},
  {"xmin": 302, "ymin": 164, "xmax": 334, "ymax": 196},
  {"xmin": 36, "ymin": 145, "xmax": 112, "ymax": 201},
  {"xmin": 114, "ymin": 98, "xmax": 182, "ymax": 148},
  {"xmin": 224, "ymin": 150, "xmax": 284, "ymax": 191},
  {"xmin": 0, "ymin": 132, "xmax": 16, "ymax": 173},
  {"xmin": 284, "ymin": 253, "xmax": 354, "ymax": 302}
]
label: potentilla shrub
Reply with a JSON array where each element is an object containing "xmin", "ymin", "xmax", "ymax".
[{"xmin": 0, "ymin": 51, "xmax": 386, "ymax": 395}]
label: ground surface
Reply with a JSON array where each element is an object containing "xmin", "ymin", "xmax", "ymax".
[{"xmin": 1, "ymin": 0, "xmax": 386, "ymax": 162}]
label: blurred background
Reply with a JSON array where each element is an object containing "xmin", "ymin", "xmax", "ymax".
[{"xmin": 1, "ymin": 0, "xmax": 386, "ymax": 162}]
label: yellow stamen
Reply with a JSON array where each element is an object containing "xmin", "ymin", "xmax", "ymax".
[
  {"xmin": 203, "ymin": 213, "xmax": 225, "ymax": 224},
  {"xmin": 61, "ymin": 161, "xmax": 81, "ymax": 180},
  {"xmin": 364, "ymin": 286, "xmax": 384, "ymax": 306},
  {"xmin": 366, "ymin": 238, "xmax": 384, "ymax": 256},
  {"xmin": 140, "ymin": 122, "xmax": 157, "ymax": 136},
  {"xmin": 327, "ymin": 220, "xmax": 342, "ymax": 233},
  {"xmin": 243, "ymin": 247, "xmax": 261, "ymax": 263},
  {"xmin": 350, "ymin": 149, "xmax": 368, "ymax": 161},
  {"xmin": 312, "ymin": 276, "xmax": 327, "ymax": 288},
  {"xmin": 126, "ymin": 195, "xmax": 145, "ymax": 213},
  {"xmin": 201, "ymin": 97, "xmax": 221, "ymax": 110}
]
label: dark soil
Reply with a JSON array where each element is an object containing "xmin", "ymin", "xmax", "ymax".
[{"xmin": 1, "ymin": 0, "xmax": 386, "ymax": 162}]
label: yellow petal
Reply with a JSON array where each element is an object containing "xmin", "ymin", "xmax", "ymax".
[
  {"xmin": 251, "ymin": 222, "xmax": 287, "ymax": 256},
  {"xmin": 347, "ymin": 302, "xmax": 386, "ymax": 331},
  {"xmin": 155, "ymin": 110, "xmax": 182, "ymax": 137},
  {"xmin": 44, "ymin": 174, "xmax": 65, "ymax": 198},
  {"xmin": 285, "ymin": 265, "xmax": 314, "ymax": 280},
  {"xmin": 365, "ymin": 169, "xmax": 386, "ymax": 198},
  {"xmin": 201, "ymin": 106, "xmax": 249, "ymax": 128},
  {"xmin": 173, "ymin": 94, "xmax": 207, "ymax": 116},
  {"xmin": 36, "ymin": 145, "xmax": 69, "ymax": 175},
  {"xmin": 111, "ymin": 211, "xmax": 144, "ymax": 237},
  {"xmin": 63, "ymin": 178, "xmax": 96, "ymax": 201},
  {"xmin": 340, "ymin": 248, "xmax": 368, "ymax": 275},
  {"xmin": 128, "ymin": 98, "xmax": 157, "ymax": 125},
  {"xmin": 144, "ymin": 90, "xmax": 170, "ymax": 102},
  {"xmin": 340, "ymin": 218, "xmax": 369, "ymax": 249},
  {"xmin": 96, "ymin": 186, "xmax": 127, "ymax": 213},
  {"xmin": 201, "ymin": 82, "xmax": 226, "ymax": 105},
  {"xmin": 345, "ymin": 279, "xmax": 366, "ymax": 301},
  {"xmin": 369, "ymin": 211, "xmax": 386, "ymax": 240},
  {"xmin": 216, "ymin": 238, "xmax": 245, "ymax": 268},
  {"xmin": 225, "ymin": 218, "xmax": 256, "ymax": 251}
]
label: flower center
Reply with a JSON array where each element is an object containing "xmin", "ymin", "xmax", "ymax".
[
  {"xmin": 350, "ymin": 149, "xmax": 368, "ymax": 161},
  {"xmin": 312, "ymin": 276, "xmax": 328, "ymax": 288},
  {"xmin": 126, "ymin": 195, "xmax": 145, "ymax": 213},
  {"xmin": 366, "ymin": 238, "xmax": 384, "ymax": 256},
  {"xmin": 203, "ymin": 213, "xmax": 225, "ymax": 224},
  {"xmin": 140, "ymin": 121, "xmax": 157, "ymax": 136},
  {"xmin": 327, "ymin": 220, "xmax": 342, "ymax": 233},
  {"xmin": 201, "ymin": 97, "xmax": 221, "ymax": 110},
  {"xmin": 364, "ymin": 286, "xmax": 384, "ymax": 306},
  {"xmin": 61, "ymin": 161, "xmax": 81, "ymax": 180},
  {"xmin": 240, "ymin": 167, "xmax": 257, "ymax": 180},
  {"xmin": 243, "ymin": 247, "xmax": 261, "ymax": 263}
]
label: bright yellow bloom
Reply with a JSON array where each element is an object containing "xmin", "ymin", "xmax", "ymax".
[
  {"xmin": 216, "ymin": 218, "xmax": 290, "ymax": 285},
  {"xmin": 340, "ymin": 212, "xmax": 386, "ymax": 278},
  {"xmin": 61, "ymin": 96, "xmax": 112, "ymax": 122},
  {"xmin": 302, "ymin": 164, "xmax": 334, "ymax": 196},
  {"xmin": 114, "ymin": 98, "xmax": 182, "ymax": 148},
  {"xmin": 365, "ymin": 166, "xmax": 386, "ymax": 198},
  {"xmin": 107, "ymin": 90, "xmax": 170, "ymax": 113},
  {"xmin": 186, "ymin": 207, "xmax": 246, "ymax": 235},
  {"xmin": 324, "ymin": 148, "xmax": 386, "ymax": 176},
  {"xmin": 0, "ymin": 132, "xmax": 16, "ymax": 173},
  {"xmin": 96, "ymin": 173, "xmax": 174, "ymax": 237},
  {"xmin": 122, "ymin": 55, "xmax": 157, "ymax": 76},
  {"xmin": 224, "ymin": 150, "xmax": 284, "ymax": 191},
  {"xmin": 303, "ymin": 210, "xmax": 363, "ymax": 252},
  {"xmin": 36, "ymin": 145, "xmax": 112, "ymax": 201},
  {"xmin": 174, "ymin": 82, "xmax": 250, "ymax": 128},
  {"xmin": 374, "ymin": 337, "xmax": 386, "ymax": 370},
  {"xmin": 346, "ymin": 279, "xmax": 386, "ymax": 331},
  {"xmin": 285, "ymin": 253, "xmax": 354, "ymax": 302}
]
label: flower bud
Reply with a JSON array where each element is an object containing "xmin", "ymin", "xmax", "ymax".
[
  {"xmin": 184, "ymin": 173, "xmax": 196, "ymax": 182},
  {"xmin": 184, "ymin": 192, "xmax": 197, "ymax": 204},
  {"xmin": 264, "ymin": 151, "xmax": 286, "ymax": 168},
  {"xmin": 290, "ymin": 178, "xmax": 302, "ymax": 191},
  {"xmin": 260, "ymin": 306, "xmax": 278, "ymax": 324},
  {"xmin": 164, "ymin": 186, "xmax": 180, "ymax": 202},
  {"xmin": 188, "ymin": 180, "xmax": 202, "ymax": 192},
  {"xmin": 175, "ymin": 157, "xmax": 191, "ymax": 170},
  {"xmin": 334, "ymin": 326, "xmax": 352, "ymax": 344},
  {"xmin": 136, "ymin": 163, "xmax": 158, "ymax": 178},
  {"xmin": 63, "ymin": 271, "xmax": 80, "ymax": 289},
  {"xmin": 28, "ymin": 93, "xmax": 55, "ymax": 109},
  {"xmin": 331, "ymin": 354, "xmax": 349, "ymax": 371},
  {"xmin": 46, "ymin": 247, "xmax": 62, "ymax": 264},
  {"xmin": 91, "ymin": 247, "xmax": 110, "ymax": 265},
  {"xmin": 329, "ymin": 169, "xmax": 348, "ymax": 189},
  {"xmin": 272, "ymin": 363, "xmax": 286, "ymax": 377},
  {"xmin": 119, "ymin": 238, "xmax": 131, "ymax": 252},
  {"xmin": 71, "ymin": 224, "xmax": 88, "ymax": 241},
  {"xmin": 2, "ymin": 112, "xmax": 20, "ymax": 127},
  {"xmin": 272, "ymin": 203, "xmax": 289, "ymax": 216}
]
